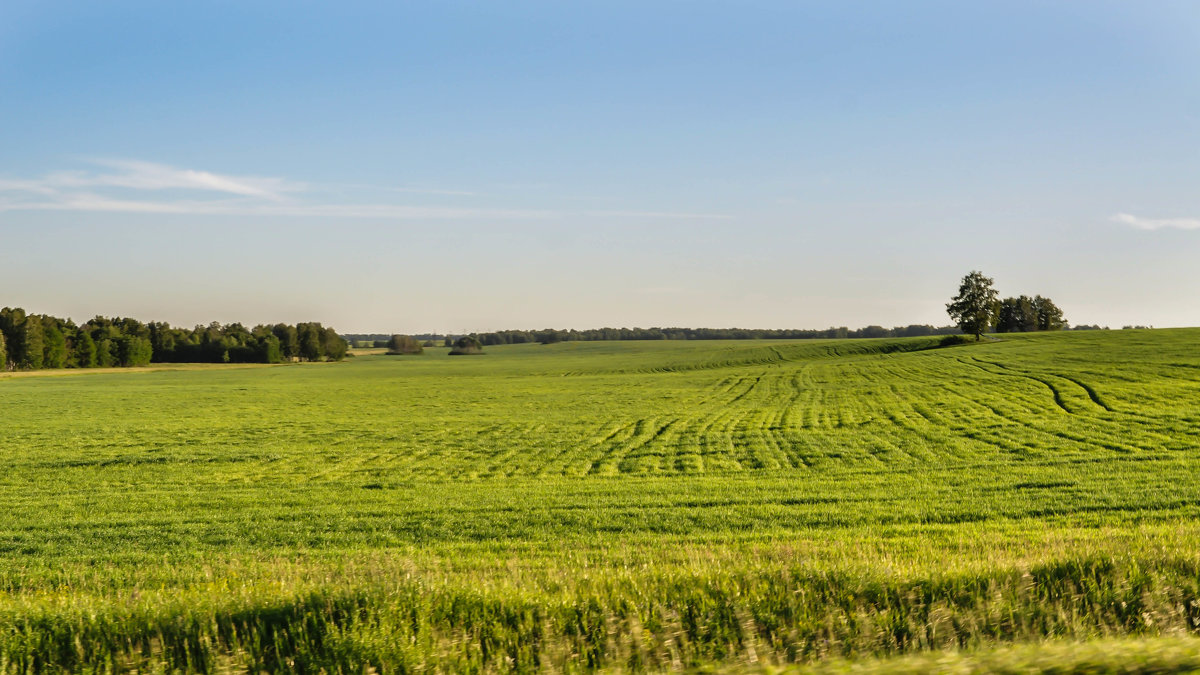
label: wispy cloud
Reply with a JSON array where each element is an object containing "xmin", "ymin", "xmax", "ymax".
[
  {"xmin": 583, "ymin": 210, "xmax": 731, "ymax": 220},
  {"xmin": 0, "ymin": 159, "xmax": 728, "ymax": 222},
  {"xmin": 1112, "ymin": 212, "xmax": 1200, "ymax": 231},
  {"xmin": 328, "ymin": 182, "xmax": 478, "ymax": 197},
  {"xmin": 93, "ymin": 159, "xmax": 304, "ymax": 199},
  {"xmin": 1, "ymin": 159, "xmax": 303, "ymax": 201},
  {"xmin": 0, "ymin": 194, "xmax": 554, "ymax": 220}
]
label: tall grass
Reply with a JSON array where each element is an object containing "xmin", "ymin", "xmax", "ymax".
[{"xmin": 3, "ymin": 552, "xmax": 1200, "ymax": 671}]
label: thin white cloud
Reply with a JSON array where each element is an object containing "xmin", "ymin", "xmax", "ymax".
[
  {"xmin": 379, "ymin": 185, "xmax": 477, "ymax": 197},
  {"xmin": 1112, "ymin": 212, "xmax": 1200, "ymax": 231},
  {"xmin": 320, "ymin": 182, "xmax": 478, "ymax": 197},
  {"xmin": 89, "ymin": 159, "xmax": 304, "ymax": 200},
  {"xmin": 583, "ymin": 210, "xmax": 732, "ymax": 220},
  {"xmin": 0, "ymin": 159, "xmax": 729, "ymax": 222},
  {"xmin": 0, "ymin": 178, "xmax": 59, "ymax": 195},
  {"xmin": 0, "ymin": 195, "xmax": 554, "ymax": 220},
  {"xmin": 0, "ymin": 159, "xmax": 303, "ymax": 201},
  {"xmin": 390, "ymin": 187, "xmax": 477, "ymax": 196}
]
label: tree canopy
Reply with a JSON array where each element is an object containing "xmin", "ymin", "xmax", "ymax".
[
  {"xmin": 946, "ymin": 271, "xmax": 1000, "ymax": 341},
  {"xmin": 1033, "ymin": 295, "xmax": 1066, "ymax": 331},
  {"xmin": 995, "ymin": 295, "xmax": 1038, "ymax": 333}
]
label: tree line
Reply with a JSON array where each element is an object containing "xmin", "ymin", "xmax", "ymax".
[
  {"xmin": 0, "ymin": 306, "xmax": 347, "ymax": 371},
  {"xmin": 470, "ymin": 324, "xmax": 970, "ymax": 345},
  {"xmin": 350, "ymin": 318, "xmax": 1113, "ymax": 351},
  {"xmin": 345, "ymin": 325, "xmax": 967, "ymax": 349},
  {"xmin": 345, "ymin": 333, "xmax": 443, "ymax": 346}
]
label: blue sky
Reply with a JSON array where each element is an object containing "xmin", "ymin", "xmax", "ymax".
[{"xmin": 1, "ymin": 2, "xmax": 1197, "ymax": 332}]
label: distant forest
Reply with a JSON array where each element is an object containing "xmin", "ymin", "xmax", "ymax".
[
  {"xmin": 469, "ymin": 325, "xmax": 966, "ymax": 345},
  {"xmin": 0, "ymin": 306, "xmax": 347, "ymax": 371},
  {"xmin": 346, "ymin": 321, "xmax": 1109, "ymax": 349},
  {"xmin": 347, "ymin": 324, "xmax": 965, "ymax": 347}
]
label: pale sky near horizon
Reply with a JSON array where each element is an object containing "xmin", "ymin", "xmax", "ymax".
[{"xmin": 2, "ymin": 2, "xmax": 1198, "ymax": 333}]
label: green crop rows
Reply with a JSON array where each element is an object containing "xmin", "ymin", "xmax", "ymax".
[{"xmin": 2, "ymin": 330, "xmax": 1200, "ymax": 672}]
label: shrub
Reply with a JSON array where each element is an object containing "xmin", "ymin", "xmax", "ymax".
[
  {"xmin": 449, "ymin": 336, "xmax": 484, "ymax": 355},
  {"xmin": 386, "ymin": 335, "xmax": 424, "ymax": 355}
]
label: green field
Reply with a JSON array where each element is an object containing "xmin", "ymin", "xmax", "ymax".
[{"xmin": 3, "ymin": 330, "xmax": 1200, "ymax": 672}]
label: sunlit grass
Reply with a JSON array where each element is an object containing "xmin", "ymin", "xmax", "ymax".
[{"xmin": 1, "ymin": 330, "xmax": 1199, "ymax": 671}]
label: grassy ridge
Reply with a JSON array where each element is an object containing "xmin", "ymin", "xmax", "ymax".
[{"xmin": 1, "ymin": 330, "xmax": 1199, "ymax": 670}]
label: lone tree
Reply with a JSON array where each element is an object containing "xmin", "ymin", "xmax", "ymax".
[{"xmin": 946, "ymin": 271, "xmax": 998, "ymax": 341}]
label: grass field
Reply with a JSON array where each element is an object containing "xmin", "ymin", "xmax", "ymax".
[{"xmin": 2, "ymin": 330, "xmax": 1200, "ymax": 672}]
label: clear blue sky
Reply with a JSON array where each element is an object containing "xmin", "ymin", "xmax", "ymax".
[{"xmin": 2, "ymin": 1, "xmax": 1197, "ymax": 332}]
